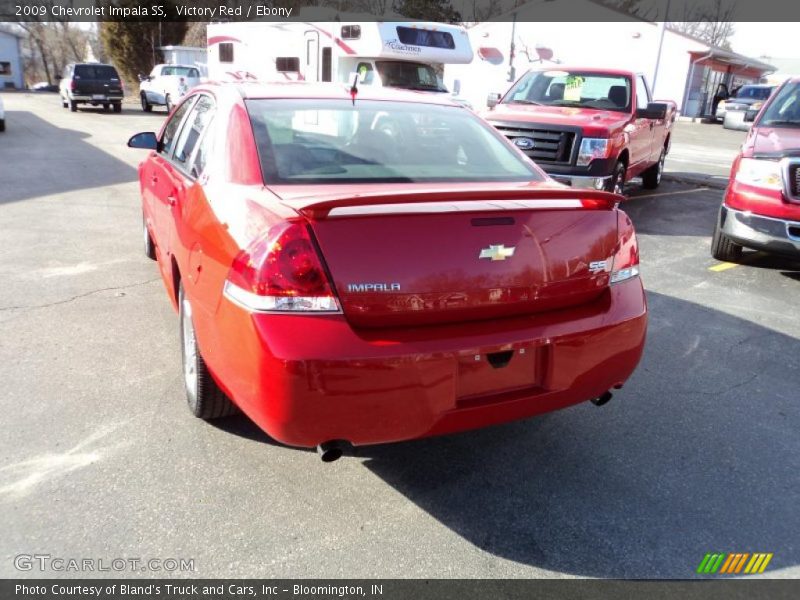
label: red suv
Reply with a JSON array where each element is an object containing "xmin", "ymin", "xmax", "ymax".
[{"xmin": 712, "ymin": 77, "xmax": 800, "ymax": 261}]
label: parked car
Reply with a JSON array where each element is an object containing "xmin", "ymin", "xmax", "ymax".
[
  {"xmin": 139, "ymin": 64, "xmax": 201, "ymax": 113},
  {"xmin": 127, "ymin": 82, "xmax": 647, "ymax": 459},
  {"xmin": 712, "ymin": 77, "xmax": 800, "ymax": 262},
  {"xmin": 30, "ymin": 81, "xmax": 59, "ymax": 93},
  {"xmin": 59, "ymin": 63, "xmax": 124, "ymax": 112},
  {"xmin": 718, "ymin": 84, "xmax": 776, "ymax": 130},
  {"xmin": 0, "ymin": 96, "xmax": 5, "ymax": 132},
  {"xmin": 483, "ymin": 67, "xmax": 677, "ymax": 195}
]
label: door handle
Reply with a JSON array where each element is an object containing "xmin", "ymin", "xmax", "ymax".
[{"xmin": 150, "ymin": 174, "xmax": 158, "ymax": 184}]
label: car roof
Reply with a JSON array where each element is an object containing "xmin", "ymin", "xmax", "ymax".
[{"xmin": 196, "ymin": 81, "xmax": 463, "ymax": 107}]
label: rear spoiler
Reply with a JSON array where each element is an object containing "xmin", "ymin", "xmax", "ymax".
[{"xmin": 294, "ymin": 188, "xmax": 621, "ymax": 219}]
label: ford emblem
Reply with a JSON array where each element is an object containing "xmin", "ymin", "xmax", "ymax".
[{"xmin": 513, "ymin": 137, "xmax": 535, "ymax": 150}]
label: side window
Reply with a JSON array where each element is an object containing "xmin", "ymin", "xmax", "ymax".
[
  {"xmin": 636, "ymin": 77, "xmax": 650, "ymax": 110},
  {"xmin": 159, "ymin": 96, "xmax": 197, "ymax": 157},
  {"xmin": 219, "ymin": 43, "xmax": 234, "ymax": 63},
  {"xmin": 276, "ymin": 57, "xmax": 300, "ymax": 72},
  {"xmin": 192, "ymin": 115, "xmax": 216, "ymax": 177},
  {"xmin": 173, "ymin": 96, "xmax": 216, "ymax": 172}
]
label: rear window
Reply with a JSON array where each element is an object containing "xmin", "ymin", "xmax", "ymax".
[
  {"xmin": 163, "ymin": 66, "xmax": 199, "ymax": 78},
  {"xmin": 246, "ymin": 98, "xmax": 542, "ymax": 185},
  {"xmin": 73, "ymin": 65, "xmax": 119, "ymax": 80}
]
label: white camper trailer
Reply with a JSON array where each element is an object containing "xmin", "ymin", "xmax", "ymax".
[{"xmin": 206, "ymin": 21, "xmax": 473, "ymax": 94}]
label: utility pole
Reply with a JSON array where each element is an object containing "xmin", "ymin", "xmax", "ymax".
[
  {"xmin": 508, "ymin": 13, "xmax": 517, "ymax": 82},
  {"xmin": 652, "ymin": 0, "xmax": 671, "ymax": 95}
]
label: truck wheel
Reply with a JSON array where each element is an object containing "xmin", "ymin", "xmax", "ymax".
[
  {"xmin": 607, "ymin": 161, "xmax": 627, "ymax": 196},
  {"xmin": 0, "ymin": 119, "xmax": 5, "ymax": 132},
  {"xmin": 140, "ymin": 93, "xmax": 152, "ymax": 113},
  {"xmin": 143, "ymin": 214, "xmax": 156, "ymax": 261},
  {"xmin": 179, "ymin": 284, "xmax": 238, "ymax": 419},
  {"xmin": 113, "ymin": 103, "xmax": 122, "ymax": 113},
  {"xmin": 61, "ymin": 96, "xmax": 67, "ymax": 109},
  {"xmin": 642, "ymin": 148, "xmax": 665, "ymax": 189},
  {"xmin": 103, "ymin": 103, "xmax": 110, "ymax": 112},
  {"xmin": 69, "ymin": 100, "xmax": 77, "ymax": 112},
  {"xmin": 711, "ymin": 219, "xmax": 743, "ymax": 262}
]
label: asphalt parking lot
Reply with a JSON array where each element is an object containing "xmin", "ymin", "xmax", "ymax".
[{"xmin": 1, "ymin": 92, "xmax": 799, "ymax": 579}]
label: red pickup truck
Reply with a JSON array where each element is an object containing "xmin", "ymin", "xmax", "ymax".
[{"xmin": 484, "ymin": 67, "xmax": 677, "ymax": 195}]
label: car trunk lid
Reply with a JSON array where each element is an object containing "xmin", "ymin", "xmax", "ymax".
[{"xmin": 276, "ymin": 184, "xmax": 620, "ymax": 328}]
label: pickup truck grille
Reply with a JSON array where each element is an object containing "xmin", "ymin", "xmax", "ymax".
[
  {"xmin": 492, "ymin": 124, "xmax": 576, "ymax": 164},
  {"xmin": 787, "ymin": 162, "xmax": 800, "ymax": 200}
]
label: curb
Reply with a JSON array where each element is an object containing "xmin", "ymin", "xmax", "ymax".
[{"xmin": 662, "ymin": 172, "xmax": 728, "ymax": 191}]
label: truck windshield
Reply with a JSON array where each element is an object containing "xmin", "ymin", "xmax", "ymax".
[
  {"xmin": 757, "ymin": 82, "xmax": 800, "ymax": 128},
  {"xmin": 246, "ymin": 98, "xmax": 542, "ymax": 184},
  {"xmin": 375, "ymin": 61, "xmax": 447, "ymax": 92},
  {"xmin": 735, "ymin": 86, "xmax": 773, "ymax": 100},
  {"xmin": 505, "ymin": 70, "xmax": 632, "ymax": 112},
  {"xmin": 74, "ymin": 65, "xmax": 119, "ymax": 80}
]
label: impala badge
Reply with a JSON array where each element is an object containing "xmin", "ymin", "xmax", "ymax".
[{"xmin": 479, "ymin": 244, "xmax": 516, "ymax": 261}]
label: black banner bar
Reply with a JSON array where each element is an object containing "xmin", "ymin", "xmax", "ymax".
[
  {"xmin": 3, "ymin": 580, "xmax": 800, "ymax": 600},
  {"xmin": 3, "ymin": 0, "xmax": 800, "ymax": 22}
]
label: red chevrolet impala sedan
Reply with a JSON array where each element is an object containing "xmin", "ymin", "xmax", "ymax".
[{"xmin": 128, "ymin": 82, "xmax": 647, "ymax": 460}]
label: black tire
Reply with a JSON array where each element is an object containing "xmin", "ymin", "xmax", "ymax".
[
  {"xmin": 113, "ymin": 102, "xmax": 122, "ymax": 114},
  {"xmin": 711, "ymin": 218, "xmax": 743, "ymax": 262},
  {"xmin": 143, "ymin": 214, "xmax": 156, "ymax": 261},
  {"xmin": 103, "ymin": 103, "xmax": 110, "ymax": 112},
  {"xmin": 606, "ymin": 160, "xmax": 627, "ymax": 196},
  {"xmin": 69, "ymin": 100, "xmax": 77, "ymax": 112},
  {"xmin": 642, "ymin": 148, "xmax": 665, "ymax": 189},
  {"xmin": 165, "ymin": 94, "xmax": 173, "ymax": 113},
  {"xmin": 61, "ymin": 96, "xmax": 67, "ymax": 108},
  {"xmin": 179, "ymin": 284, "xmax": 237, "ymax": 419},
  {"xmin": 140, "ymin": 93, "xmax": 152, "ymax": 113},
  {"xmin": 0, "ymin": 119, "xmax": 5, "ymax": 133}
]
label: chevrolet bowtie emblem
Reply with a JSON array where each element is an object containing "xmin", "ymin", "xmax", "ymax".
[{"xmin": 479, "ymin": 244, "xmax": 516, "ymax": 261}]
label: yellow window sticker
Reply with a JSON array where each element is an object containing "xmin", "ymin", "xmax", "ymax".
[{"xmin": 564, "ymin": 75, "xmax": 584, "ymax": 102}]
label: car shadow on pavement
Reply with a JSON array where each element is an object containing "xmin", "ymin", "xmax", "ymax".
[
  {"xmin": 623, "ymin": 184, "xmax": 724, "ymax": 237},
  {"xmin": 355, "ymin": 291, "xmax": 800, "ymax": 578},
  {"xmin": 0, "ymin": 110, "xmax": 139, "ymax": 205}
]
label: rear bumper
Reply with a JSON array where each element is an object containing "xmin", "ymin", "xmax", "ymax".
[
  {"xmin": 197, "ymin": 279, "xmax": 647, "ymax": 448},
  {"xmin": 68, "ymin": 93, "xmax": 123, "ymax": 102},
  {"xmin": 720, "ymin": 205, "xmax": 800, "ymax": 257}
]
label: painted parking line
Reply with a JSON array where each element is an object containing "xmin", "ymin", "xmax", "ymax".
[
  {"xmin": 709, "ymin": 261, "xmax": 740, "ymax": 272},
  {"xmin": 631, "ymin": 187, "xmax": 709, "ymax": 200}
]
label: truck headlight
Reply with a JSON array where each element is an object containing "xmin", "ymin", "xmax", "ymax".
[
  {"xmin": 735, "ymin": 158, "xmax": 782, "ymax": 190},
  {"xmin": 577, "ymin": 138, "xmax": 610, "ymax": 166}
]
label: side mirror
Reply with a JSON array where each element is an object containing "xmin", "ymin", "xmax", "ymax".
[
  {"xmin": 128, "ymin": 132, "xmax": 158, "ymax": 150},
  {"xmin": 487, "ymin": 92, "xmax": 501, "ymax": 109},
  {"xmin": 636, "ymin": 102, "xmax": 668, "ymax": 120},
  {"xmin": 744, "ymin": 111, "xmax": 757, "ymax": 123}
]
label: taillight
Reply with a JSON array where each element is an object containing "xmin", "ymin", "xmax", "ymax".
[
  {"xmin": 610, "ymin": 210, "xmax": 640, "ymax": 284},
  {"xmin": 69, "ymin": 80, "xmax": 76, "ymax": 90},
  {"xmin": 224, "ymin": 221, "xmax": 340, "ymax": 312}
]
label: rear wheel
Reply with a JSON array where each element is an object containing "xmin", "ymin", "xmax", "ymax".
[
  {"xmin": 711, "ymin": 218, "xmax": 743, "ymax": 262},
  {"xmin": 69, "ymin": 100, "xmax": 77, "ymax": 112},
  {"xmin": 61, "ymin": 96, "xmax": 67, "ymax": 108},
  {"xmin": 179, "ymin": 284, "xmax": 237, "ymax": 419},
  {"xmin": 103, "ymin": 103, "xmax": 110, "ymax": 112},
  {"xmin": 642, "ymin": 148, "xmax": 665, "ymax": 189},
  {"xmin": 140, "ymin": 93, "xmax": 152, "ymax": 113},
  {"xmin": 113, "ymin": 102, "xmax": 122, "ymax": 114},
  {"xmin": 0, "ymin": 119, "xmax": 5, "ymax": 132},
  {"xmin": 606, "ymin": 160, "xmax": 627, "ymax": 196}
]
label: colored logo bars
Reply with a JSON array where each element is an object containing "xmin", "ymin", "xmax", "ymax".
[{"xmin": 697, "ymin": 553, "xmax": 773, "ymax": 574}]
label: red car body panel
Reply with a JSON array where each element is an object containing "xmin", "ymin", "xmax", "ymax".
[{"xmin": 136, "ymin": 82, "xmax": 648, "ymax": 449}]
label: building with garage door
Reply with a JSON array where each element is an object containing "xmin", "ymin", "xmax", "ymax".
[{"xmin": 0, "ymin": 26, "xmax": 24, "ymax": 90}]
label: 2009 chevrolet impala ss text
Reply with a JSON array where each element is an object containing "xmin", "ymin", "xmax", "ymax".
[{"xmin": 127, "ymin": 82, "xmax": 647, "ymax": 460}]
